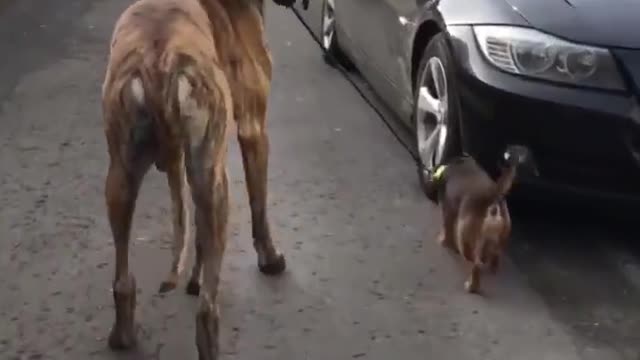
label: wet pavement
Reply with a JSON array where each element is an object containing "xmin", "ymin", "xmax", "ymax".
[{"xmin": 0, "ymin": 0, "xmax": 639, "ymax": 359}]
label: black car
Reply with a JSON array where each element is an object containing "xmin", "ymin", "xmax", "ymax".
[{"xmin": 316, "ymin": 0, "xmax": 640, "ymax": 203}]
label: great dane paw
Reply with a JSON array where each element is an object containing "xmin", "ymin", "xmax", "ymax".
[
  {"xmin": 186, "ymin": 280, "xmax": 201, "ymax": 296},
  {"xmin": 108, "ymin": 326, "xmax": 137, "ymax": 350},
  {"xmin": 196, "ymin": 305, "xmax": 220, "ymax": 360},
  {"xmin": 158, "ymin": 280, "xmax": 177, "ymax": 293},
  {"xmin": 258, "ymin": 253, "xmax": 286, "ymax": 275}
]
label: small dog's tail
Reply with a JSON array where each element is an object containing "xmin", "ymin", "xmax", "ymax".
[
  {"xmin": 493, "ymin": 164, "xmax": 517, "ymax": 200},
  {"xmin": 492, "ymin": 145, "xmax": 532, "ymax": 200}
]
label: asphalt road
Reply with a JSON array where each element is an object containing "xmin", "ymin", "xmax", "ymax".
[{"xmin": 1, "ymin": 1, "xmax": 640, "ymax": 359}]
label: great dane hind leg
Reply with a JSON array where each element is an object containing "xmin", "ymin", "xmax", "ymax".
[
  {"xmin": 237, "ymin": 119, "xmax": 286, "ymax": 275},
  {"xmin": 178, "ymin": 68, "xmax": 230, "ymax": 359},
  {"xmin": 186, "ymin": 240, "xmax": 202, "ymax": 296},
  {"xmin": 159, "ymin": 155, "xmax": 191, "ymax": 293},
  {"xmin": 185, "ymin": 155, "xmax": 229, "ymax": 360},
  {"xmin": 106, "ymin": 159, "xmax": 146, "ymax": 350}
]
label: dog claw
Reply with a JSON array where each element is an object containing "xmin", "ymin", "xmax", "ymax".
[
  {"xmin": 158, "ymin": 281, "xmax": 177, "ymax": 293},
  {"xmin": 258, "ymin": 253, "xmax": 286, "ymax": 275},
  {"xmin": 186, "ymin": 280, "xmax": 201, "ymax": 296}
]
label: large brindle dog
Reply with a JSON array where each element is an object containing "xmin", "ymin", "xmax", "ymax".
[{"xmin": 102, "ymin": 0, "xmax": 301, "ymax": 358}]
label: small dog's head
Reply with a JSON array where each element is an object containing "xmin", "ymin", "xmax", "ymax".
[
  {"xmin": 503, "ymin": 145, "xmax": 529, "ymax": 166},
  {"xmin": 503, "ymin": 145, "xmax": 539, "ymax": 177}
]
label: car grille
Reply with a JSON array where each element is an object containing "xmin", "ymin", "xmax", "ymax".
[{"xmin": 535, "ymin": 147, "xmax": 640, "ymax": 195}]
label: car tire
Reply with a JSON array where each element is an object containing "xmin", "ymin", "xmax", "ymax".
[
  {"xmin": 320, "ymin": 0, "xmax": 353, "ymax": 69},
  {"xmin": 413, "ymin": 33, "xmax": 463, "ymax": 200}
]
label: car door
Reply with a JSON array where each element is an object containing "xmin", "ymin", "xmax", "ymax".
[
  {"xmin": 352, "ymin": 0, "xmax": 421, "ymax": 122},
  {"xmin": 332, "ymin": 0, "xmax": 361, "ymax": 56},
  {"xmin": 332, "ymin": 0, "xmax": 380, "ymax": 71}
]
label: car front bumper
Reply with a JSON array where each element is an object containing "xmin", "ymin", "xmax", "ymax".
[{"xmin": 446, "ymin": 25, "xmax": 640, "ymax": 205}]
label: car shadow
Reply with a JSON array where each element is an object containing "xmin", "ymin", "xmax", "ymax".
[{"xmin": 509, "ymin": 198, "xmax": 640, "ymax": 357}]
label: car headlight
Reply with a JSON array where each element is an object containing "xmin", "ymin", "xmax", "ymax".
[{"xmin": 473, "ymin": 25, "xmax": 625, "ymax": 91}]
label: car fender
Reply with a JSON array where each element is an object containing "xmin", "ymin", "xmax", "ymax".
[{"xmin": 407, "ymin": 0, "xmax": 530, "ymax": 65}]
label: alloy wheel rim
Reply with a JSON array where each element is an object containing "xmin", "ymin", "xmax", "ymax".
[
  {"xmin": 416, "ymin": 57, "xmax": 448, "ymax": 171},
  {"xmin": 322, "ymin": 0, "xmax": 336, "ymax": 50}
]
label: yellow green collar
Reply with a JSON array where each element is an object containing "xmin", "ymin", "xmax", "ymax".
[{"xmin": 432, "ymin": 164, "xmax": 447, "ymax": 181}]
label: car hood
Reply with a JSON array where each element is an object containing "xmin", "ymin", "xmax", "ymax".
[{"xmin": 504, "ymin": 0, "xmax": 640, "ymax": 49}]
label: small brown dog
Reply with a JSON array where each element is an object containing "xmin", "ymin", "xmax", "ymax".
[{"xmin": 424, "ymin": 146, "xmax": 534, "ymax": 294}]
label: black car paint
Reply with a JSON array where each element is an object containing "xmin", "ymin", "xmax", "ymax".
[
  {"xmin": 332, "ymin": 0, "xmax": 640, "ymax": 202},
  {"xmin": 437, "ymin": 0, "xmax": 528, "ymax": 27},
  {"xmin": 504, "ymin": 0, "xmax": 640, "ymax": 49},
  {"xmin": 447, "ymin": 25, "xmax": 640, "ymax": 201}
]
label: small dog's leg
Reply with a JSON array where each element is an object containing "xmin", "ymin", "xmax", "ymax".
[
  {"xmin": 160, "ymin": 156, "xmax": 190, "ymax": 293},
  {"xmin": 499, "ymin": 200, "xmax": 511, "ymax": 250},
  {"xmin": 456, "ymin": 211, "xmax": 481, "ymax": 264},
  {"xmin": 439, "ymin": 203, "xmax": 458, "ymax": 253},
  {"xmin": 105, "ymin": 159, "xmax": 146, "ymax": 350},
  {"xmin": 464, "ymin": 265, "xmax": 482, "ymax": 294},
  {"xmin": 455, "ymin": 212, "xmax": 483, "ymax": 294},
  {"xmin": 437, "ymin": 227, "xmax": 456, "ymax": 253},
  {"xmin": 489, "ymin": 255, "xmax": 500, "ymax": 274},
  {"xmin": 237, "ymin": 116, "xmax": 286, "ymax": 275},
  {"xmin": 491, "ymin": 200, "xmax": 510, "ymax": 275}
]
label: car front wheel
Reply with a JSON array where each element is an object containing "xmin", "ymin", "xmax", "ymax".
[{"xmin": 413, "ymin": 33, "xmax": 462, "ymax": 200}]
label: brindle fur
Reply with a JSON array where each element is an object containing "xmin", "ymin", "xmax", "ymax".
[
  {"xmin": 429, "ymin": 148, "xmax": 529, "ymax": 294},
  {"xmin": 102, "ymin": 0, "xmax": 290, "ymax": 358}
]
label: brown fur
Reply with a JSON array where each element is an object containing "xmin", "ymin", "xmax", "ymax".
[
  {"xmin": 102, "ymin": 0, "xmax": 289, "ymax": 358},
  {"xmin": 434, "ymin": 156, "xmax": 517, "ymax": 294}
]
